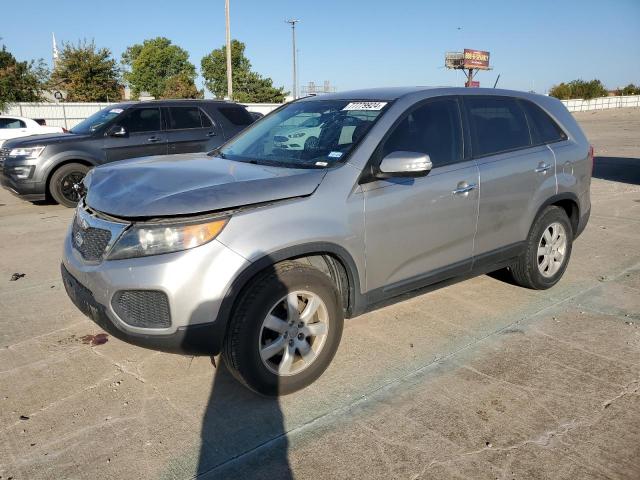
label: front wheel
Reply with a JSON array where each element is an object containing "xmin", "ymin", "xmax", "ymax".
[
  {"xmin": 49, "ymin": 163, "xmax": 90, "ymax": 208},
  {"xmin": 223, "ymin": 261, "xmax": 344, "ymax": 396},
  {"xmin": 510, "ymin": 206, "xmax": 573, "ymax": 289}
]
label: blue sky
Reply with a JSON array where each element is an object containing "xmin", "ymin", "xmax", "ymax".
[{"xmin": 3, "ymin": 0, "xmax": 639, "ymax": 96}]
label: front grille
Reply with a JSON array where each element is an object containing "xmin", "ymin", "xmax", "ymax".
[
  {"xmin": 61, "ymin": 264, "xmax": 97, "ymax": 319},
  {"xmin": 0, "ymin": 148, "xmax": 9, "ymax": 168},
  {"xmin": 72, "ymin": 215, "xmax": 112, "ymax": 261},
  {"xmin": 112, "ymin": 290, "xmax": 171, "ymax": 328}
]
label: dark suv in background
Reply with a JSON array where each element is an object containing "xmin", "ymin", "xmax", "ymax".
[{"xmin": 0, "ymin": 100, "xmax": 254, "ymax": 207}]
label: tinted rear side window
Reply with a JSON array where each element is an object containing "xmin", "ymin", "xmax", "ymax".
[
  {"xmin": 217, "ymin": 106, "xmax": 253, "ymax": 126},
  {"xmin": 121, "ymin": 108, "xmax": 161, "ymax": 133},
  {"xmin": 168, "ymin": 107, "xmax": 202, "ymax": 130},
  {"xmin": 200, "ymin": 110, "xmax": 213, "ymax": 128},
  {"xmin": 521, "ymin": 101, "xmax": 567, "ymax": 144},
  {"xmin": 465, "ymin": 97, "xmax": 531, "ymax": 157},
  {"xmin": 381, "ymin": 98, "xmax": 462, "ymax": 168}
]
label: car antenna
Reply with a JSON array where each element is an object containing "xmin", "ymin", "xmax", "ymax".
[{"xmin": 493, "ymin": 74, "xmax": 501, "ymax": 88}]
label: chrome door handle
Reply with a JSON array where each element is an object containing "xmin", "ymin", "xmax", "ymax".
[
  {"xmin": 147, "ymin": 136, "xmax": 160, "ymax": 143},
  {"xmin": 452, "ymin": 183, "xmax": 477, "ymax": 195},
  {"xmin": 535, "ymin": 163, "xmax": 551, "ymax": 173}
]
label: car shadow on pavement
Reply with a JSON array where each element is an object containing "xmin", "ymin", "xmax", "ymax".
[
  {"xmin": 186, "ymin": 259, "xmax": 294, "ymax": 479},
  {"xmin": 194, "ymin": 360, "xmax": 293, "ymax": 479},
  {"xmin": 593, "ymin": 156, "xmax": 640, "ymax": 185}
]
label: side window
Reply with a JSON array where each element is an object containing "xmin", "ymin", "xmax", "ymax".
[
  {"xmin": 168, "ymin": 107, "xmax": 202, "ymax": 130},
  {"xmin": 521, "ymin": 101, "xmax": 567, "ymax": 145},
  {"xmin": 217, "ymin": 106, "xmax": 253, "ymax": 126},
  {"xmin": 465, "ymin": 96, "xmax": 531, "ymax": 157},
  {"xmin": 200, "ymin": 110, "xmax": 213, "ymax": 128},
  {"xmin": 0, "ymin": 118, "xmax": 26, "ymax": 129},
  {"xmin": 120, "ymin": 108, "xmax": 161, "ymax": 133},
  {"xmin": 381, "ymin": 98, "xmax": 463, "ymax": 168}
]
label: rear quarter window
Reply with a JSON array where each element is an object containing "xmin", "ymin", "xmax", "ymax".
[
  {"xmin": 216, "ymin": 106, "xmax": 253, "ymax": 126},
  {"xmin": 521, "ymin": 100, "xmax": 567, "ymax": 145}
]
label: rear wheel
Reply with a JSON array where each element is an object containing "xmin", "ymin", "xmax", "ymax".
[
  {"xmin": 510, "ymin": 206, "xmax": 573, "ymax": 289},
  {"xmin": 49, "ymin": 163, "xmax": 89, "ymax": 208},
  {"xmin": 223, "ymin": 261, "xmax": 344, "ymax": 396}
]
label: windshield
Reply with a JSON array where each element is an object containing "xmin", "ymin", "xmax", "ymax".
[
  {"xmin": 215, "ymin": 100, "xmax": 389, "ymax": 168},
  {"xmin": 70, "ymin": 106, "xmax": 125, "ymax": 134}
]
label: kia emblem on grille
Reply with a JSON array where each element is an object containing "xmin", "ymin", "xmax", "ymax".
[
  {"xmin": 80, "ymin": 218, "xmax": 89, "ymax": 230},
  {"xmin": 74, "ymin": 231, "xmax": 84, "ymax": 247}
]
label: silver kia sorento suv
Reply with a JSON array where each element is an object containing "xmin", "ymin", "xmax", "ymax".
[{"xmin": 61, "ymin": 87, "xmax": 592, "ymax": 395}]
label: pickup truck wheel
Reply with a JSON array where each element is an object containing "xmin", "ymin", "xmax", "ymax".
[
  {"xmin": 510, "ymin": 206, "xmax": 573, "ymax": 289},
  {"xmin": 223, "ymin": 261, "xmax": 344, "ymax": 396},
  {"xmin": 49, "ymin": 163, "xmax": 89, "ymax": 208}
]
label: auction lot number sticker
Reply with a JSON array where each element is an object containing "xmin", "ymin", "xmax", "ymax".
[{"xmin": 342, "ymin": 102, "xmax": 387, "ymax": 111}]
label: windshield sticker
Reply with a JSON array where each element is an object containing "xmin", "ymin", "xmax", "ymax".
[
  {"xmin": 109, "ymin": 108, "xmax": 124, "ymax": 114},
  {"xmin": 328, "ymin": 151, "xmax": 343, "ymax": 159},
  {"xmin": 315, "ymin": 161, "xmax": 329, "ymax": 167},
  {"xmin": 342, "ymin": 102, "xmax": 387, "ymax": 111}
]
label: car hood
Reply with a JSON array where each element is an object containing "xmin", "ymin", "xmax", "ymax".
[
  {"xmin": 84, "ymin": 152, "xmax": 327, "ymax": 218},
  {"xmin": 3, "ymin": 132, "xmax": 84, "ymax": 148}
]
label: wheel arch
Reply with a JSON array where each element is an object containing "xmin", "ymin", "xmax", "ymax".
[
  {"xmin": 217, "ymin": 242, "xmax": 363, "ymax": 342},
  {"xmin": 533, "ymin": 192, "xmax": 580, "ymax": 236}
]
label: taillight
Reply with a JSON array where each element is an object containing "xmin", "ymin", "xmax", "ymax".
[{"xmin": 588, "ymin": 145, "xmax": 594, "ymax": 176}]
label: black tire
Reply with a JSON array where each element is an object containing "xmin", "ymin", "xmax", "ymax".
[
  {"xmin": 49, "ymin": 163, "xmax": 90, "ymax": 208},
  {"xmin": 304, "ymin": 136, "xmax": 319, "ymax": 150},
  {"xmin": 223, "ymin": 261, "xmax": 344, "ymax": 396},
  {"xmin": 510, "ymin": 206, "xmax": 573, "ymax": 290}
]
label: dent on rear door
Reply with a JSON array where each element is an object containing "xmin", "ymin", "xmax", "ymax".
[{"xmin": 474, "ymin": 145, "xmax": 557, "ymax": 254}]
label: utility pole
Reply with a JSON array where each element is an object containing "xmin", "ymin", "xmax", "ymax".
[
  {"xmin": 285, "ymin": 19, "xmax": 299, "ymax": 99},
  {"xmin": 225, "ymin": 0, "xmax": 233, "ymax": 100}
]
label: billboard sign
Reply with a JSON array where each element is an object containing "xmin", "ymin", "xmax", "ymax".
[{"xmin": 463, "ymin": 49, "xmax": 490, "ymax": 70}]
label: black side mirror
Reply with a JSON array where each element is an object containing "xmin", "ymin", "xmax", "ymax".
[{"xmin": 107, "ymin": 125, "xmax": 127, "ymax": 137}]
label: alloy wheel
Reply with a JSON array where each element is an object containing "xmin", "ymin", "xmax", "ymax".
[
  {"xmin": 537, "ymin": 222, "xmax": 567, "ymax": 278},
  {"xmin": 258, "ymin": 290, "xmax": 329, "ymax": 376}
]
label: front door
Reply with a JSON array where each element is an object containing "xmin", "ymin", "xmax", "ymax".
[
  {"xmin": 104, "ymin": 107, "xmax": 167, "ymax": 162},
  {"xmin": 363, "ymin": 97, "xmax": 479, "ymax": 297}
]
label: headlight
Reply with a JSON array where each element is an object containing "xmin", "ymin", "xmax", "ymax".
[
  {"xmin": 9, "ymin": 146, "xmax": 45, "ymax": 159},
  {"xmin": 107, "ymin": 217, "xmax": 229, "ymax": 260},
  {"xmin": 288, "ymin": 132, "xmax": 306, "ymax": 138}
]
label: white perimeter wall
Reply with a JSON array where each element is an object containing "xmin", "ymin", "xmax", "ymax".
[{"xmin": 3, "ymin": 96, "xmax": 640, "ymax": 127}]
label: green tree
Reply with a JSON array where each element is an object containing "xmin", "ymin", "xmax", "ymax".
[
  {"xmin": 201, "ymin": 39, "xmax": 287, "ymax": 102},
  {"xmin": 161, "ymin": 73, "xmax": 203, "ymax": 99},
  {"xmin": 616, "ymin": 83, "xmax": 640, "ymax": 96},
  {"xmin": 549, "ymin": 79, "xmax": 608, "ymax": 100},
  {"xmin": 0, "ymin": 45, "xmax": 48, "ymax": 111},
  {"xmin": 50, "ymin": 40, "xmax": 120, "ymax": 102},
  {"xmin": 122, "ymin": 37, "xmax": 196, "ymax": 99}
]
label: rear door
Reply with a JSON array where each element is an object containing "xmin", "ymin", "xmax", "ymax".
[
  {"xmin": 166, "ymin": 106, "xmax": 218, "ymax": 154},
  {"xmin": 103, "ymin": 107, "xmax": 167, "ymax": 162},
  {"xmin": 363, "ymin": 97, "xmax": 479, "ymax": 295},
  {"xmin": 465, "ymin": 96, "xmax": 556, "ymax": 257}
]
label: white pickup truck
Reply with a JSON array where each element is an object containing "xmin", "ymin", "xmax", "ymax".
[{"xmin": 0, "ymin": 115, "xmax": 65, "ymax": 147}]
